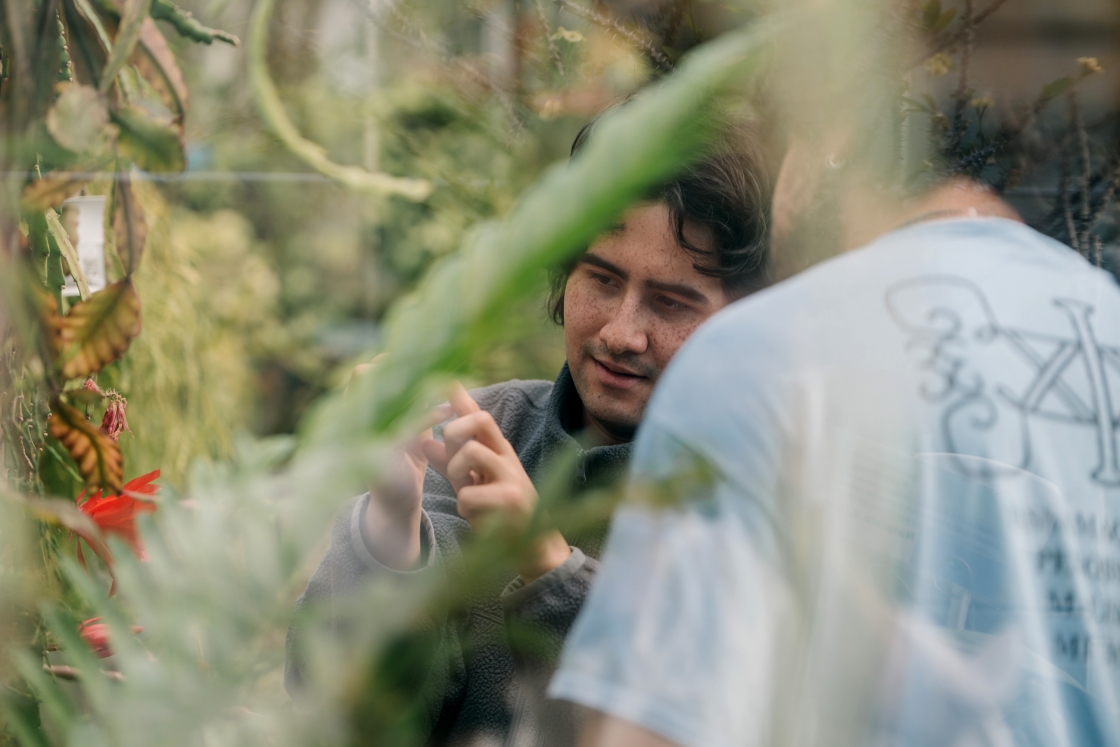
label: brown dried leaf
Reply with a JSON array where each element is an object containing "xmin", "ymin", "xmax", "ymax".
[
  {"xmin": 21, "ymin": 174, "xmax": 91, "ymax": 212},
  {"xmin": 32, "ymin": 279, "xmax": 66, "ymax": 359},
  {"xmin": 54, "ymin": 279, "xmax": 142, "ymax": 380},
  {"xmin": 131, "ymin": 19, "xmax": 189, "ymax": 123},
  {"xmin": 113, "ymin": 179, "xmax": 146, "ymax": 273},
  {"xmin": 47, "ymin": 397, "xmax": 123, "ymax": 491}
]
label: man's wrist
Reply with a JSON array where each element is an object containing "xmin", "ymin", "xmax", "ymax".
[
  {"xmin": 518, "ymin": 529, "xmax": 572, "ymax": 584},
  {"xmin": 362, "ymin": 492, "xmax": 424, "ymax": 571}
]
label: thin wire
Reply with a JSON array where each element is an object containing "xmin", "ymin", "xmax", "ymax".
[{"xmin": 2, "ymin": 171, "xmax": 332, "ymax": 182}]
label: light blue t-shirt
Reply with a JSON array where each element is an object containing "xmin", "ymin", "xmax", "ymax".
[{"xmin": 550, "ymin": 218, "xmax": 1120, "ymax": 747}]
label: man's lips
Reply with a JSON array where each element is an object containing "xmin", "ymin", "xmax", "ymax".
[{"xmin": 592, "ymin": 357, "xmax": 648, "ymax": 389}]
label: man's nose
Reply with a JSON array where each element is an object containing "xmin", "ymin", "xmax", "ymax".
[{"xmin": 599, "ymin": 293, "xmax": 649, "ymax": 356}]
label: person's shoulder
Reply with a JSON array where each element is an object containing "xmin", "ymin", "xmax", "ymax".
[
  {"xmin": 885, "ymin": 217, "xmax": 1105, "ymax": 276},
  {"xmin": 468, "ymin": 378, "xmax": 553, "ymax": 427},
  {"xmin": 902, "ymin": 218, "xmax": 1120, "ymax": 301}
]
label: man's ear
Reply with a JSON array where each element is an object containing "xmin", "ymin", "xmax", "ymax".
[{"xmin": 770, "ymin": 140, "xmax": 821, "ymax": 260}]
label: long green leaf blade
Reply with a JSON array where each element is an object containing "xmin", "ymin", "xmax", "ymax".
[
  {"xmin": 303, "ymin": 18, "xmax": 779, "ymax": 449},
  {"xmin": 99, "ymin": 0, "xmax": 153, "ymax": 91}
]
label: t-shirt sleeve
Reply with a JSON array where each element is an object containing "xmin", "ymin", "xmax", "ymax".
[{"xmin": 548, "ymin": 333, "xmax": 794, "ymax": 747}]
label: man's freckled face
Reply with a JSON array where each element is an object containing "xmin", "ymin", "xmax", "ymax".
[{"xmin": 563, "ymin": 202, "xmax": 730, "ymax": 441}]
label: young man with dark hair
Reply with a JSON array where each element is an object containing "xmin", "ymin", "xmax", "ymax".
[
  {"xmin": 552, "ymin": 9, "xmax": 1120, "ymax": 747},
  {"xmin": 286, "ymin": 120, "xmax": 770, "ymax": 746}
]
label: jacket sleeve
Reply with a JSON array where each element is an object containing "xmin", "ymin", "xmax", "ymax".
[
  {"xmin": 500, "ymin": 547, "xmax": 599, "ymax": 746},
  {"xmin": 285, "ymin": 494, "xmax": 468, "ymax": 739}
]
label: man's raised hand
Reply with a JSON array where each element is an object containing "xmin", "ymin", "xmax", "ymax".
[
  {"xmin": 422, "ymin": 383, "xmax": 571, "ymax": 583},
  {"xmin": 350, "ymin": 360, "xmax": 442, "ymax": 571}
]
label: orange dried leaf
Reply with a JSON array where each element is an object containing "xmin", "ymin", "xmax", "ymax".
[
  {"xmin": 47, "ymin": 397, "xmax": 123, "ymax": 491},
  {"xmin": 55, "ymin": 279, "xmax": 142, "ymax": 380},
  {"xmin": 31, "ymin": 278, "xmax": 66, "ymax": 359}
]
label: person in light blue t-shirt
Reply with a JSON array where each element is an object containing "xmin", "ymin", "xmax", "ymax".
[{"xmin": 548, "ymin": 19, "xmax": 1120, "ymax": 747}]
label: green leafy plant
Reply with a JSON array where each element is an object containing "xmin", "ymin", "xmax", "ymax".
[
  {"xmin": 1, "ymin": 7, "xmax": 778, "ymax": 745},
  {"xmin": 0, "ymin": 0, "xmax": 235, "ymax": 740}
]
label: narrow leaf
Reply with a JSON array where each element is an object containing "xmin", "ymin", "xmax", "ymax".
[
  {"xmin": 99, "ymin": 0, "xmax": 152, "ymax": 92},
  {"xmin": 900, "ymin": 95, "xmax": 933, "ymax": 114},
  {"xmin": 922, "ymin": 0, "xmax": 941, "ymax": 29},
  {"xmin": 39, "ymin": 438, "xmax": 87, "ymax": 502},
  {"xmin": 61, "ymin": 0, "xmax": 108, "ymax": 86},
  {"xmin": 46, "ymin": 234, "xmax": 67, "ymax": 311},
  {"xmin": 46, "ymin": 397, "xmax": 123, "ymax": 491},
  {"xmin": 111, "ymin": 105, "xmax": 185, "ymax": 172},
  {"xmin": 66, "ymin": 0, "xmax": 115, "ymax": 76},
  {"xmin": 130, "ymin": 19, "xmax": 188, "ymax": 122},
  {"xmin": 934, "ymin": 8, "xmax": 956, "ymax": 33},
  {"xmin": 113, "ymin": 178, "xmax": 146, "ymax": 273},
  {"xmin": 26, "ymin": 212, "xmax": 54, "ymax": 292},
  {"xmin": 53, "ymin": 278, "xmax": 142, "ymax": 379},
  {"xmin": 151, "ymin": 0, "xmax": 238, "ymax": 45},
  {"xmin": 1042, "ymin": 76, "xmax": 1074, "ymax": 100},
  {"xmin": 26, "ymin": 497, "xmax": 107, "ymax": 560},
  {"xmin": 30, "ymin": 0, "xmax": 64, "ymax": 121},
  {"xmin": 45, "ymin": 208, "xmax": 92, "ymax": 300}
]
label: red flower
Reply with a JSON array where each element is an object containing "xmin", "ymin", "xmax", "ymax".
[
  {"xmin": 75, "ymin": 469, "xmax": 160, "ymax": 563},
  {"xmin": 78, "ymin": 617, "xmax": 143, "ymax": 658}
]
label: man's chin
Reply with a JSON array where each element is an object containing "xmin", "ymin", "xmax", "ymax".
[
  {"xmin": 583, "ymin": 398, "xmax": 642, "ymax": 439},
  {"xmin": 571, "ymin": 362, "xmax": 645, "ymax": 434}
]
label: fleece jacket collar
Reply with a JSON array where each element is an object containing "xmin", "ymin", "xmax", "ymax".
[{"xmin": 547, "ymin": 363, "xmax": 632, "ymax": 491}]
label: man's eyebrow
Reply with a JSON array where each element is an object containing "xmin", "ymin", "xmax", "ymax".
[
  {"xmin": 645, "ymin": 279, "xmax": 710, "ymax": 305},
  {"xmin": 578, "ymin": 252, "xmax": 628, "ymax": 280},
  {"xmin": 579, "ymin": 253, "xmax": 712, "ymax": 305}
]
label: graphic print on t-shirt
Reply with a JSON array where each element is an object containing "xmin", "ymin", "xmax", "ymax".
[
  {"xmin": 881, "ymin": 269, "xmax": 1120, "ymax": 746},
  {"xmin": 886, "ymin": 275, "xmax": 1120, "ymax": 487}
]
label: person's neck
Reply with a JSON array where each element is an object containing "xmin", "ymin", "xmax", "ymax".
[{"xmin": 842, "ymin": 177, "xmax": 1023, "ymax": 252}]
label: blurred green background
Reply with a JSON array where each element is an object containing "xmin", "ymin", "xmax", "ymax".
[{"xmin": 111, "ymin": 0, "xmax": 677, "ymax": 486}]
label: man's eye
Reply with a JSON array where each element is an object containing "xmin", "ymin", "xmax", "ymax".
[
  {"xmin": 591, "ymin": 273, "xmax": 614, "ymax": 286},
  {"xmin": 657, "ymin": 296, "xmax": 685, "ymax": 310}
]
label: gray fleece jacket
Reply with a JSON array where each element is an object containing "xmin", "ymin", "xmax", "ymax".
[{"xmin": 286, "ymin": 364, "xmax": 630, "ymax": 746}]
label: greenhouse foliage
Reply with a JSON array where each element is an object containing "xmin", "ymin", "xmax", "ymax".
[
  {"xmin": 0, "ymin": 0, "xmax": 774, "ymax": 742},
  {"xmin": 3, "ymin": 0, "xmax": 1120, "ymax": 744}
]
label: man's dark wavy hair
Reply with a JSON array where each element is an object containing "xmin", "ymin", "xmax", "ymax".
[{"xmin": 547, "ymin": 116, "xmax": 772, "ymax": 324}]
